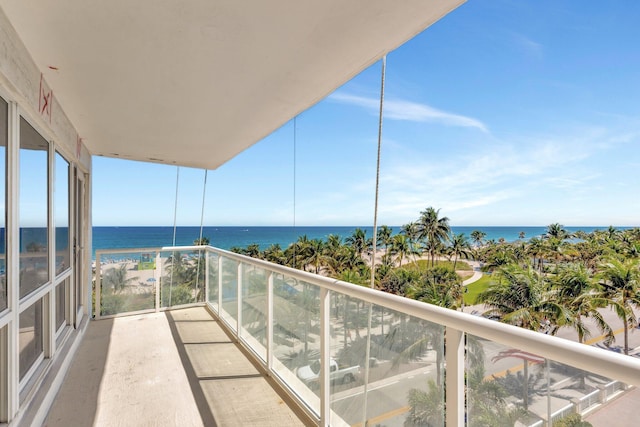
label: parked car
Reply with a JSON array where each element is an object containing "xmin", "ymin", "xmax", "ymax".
[{"xmin": 297, "ymin": 358, "xmax": 360, "ymax": 388}]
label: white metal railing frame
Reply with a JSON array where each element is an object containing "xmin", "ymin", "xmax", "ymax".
[
  {"xmin": 200, "ymin": 246, "xmax": 640, "ymax": 383},
  {"xmin": 93, "ymin": 245, "xmax": 640, "ymax": 426},
  {"xmin": 577, "ymin": 388, "xmax": 600, "ymax": 413},
  {"xmin": 550, "ymin": 403, "xmax": 575, "ymax": 424},
  {"xmin": 94, "ymin": 246, "xmax": 209, "ymax": 319}
]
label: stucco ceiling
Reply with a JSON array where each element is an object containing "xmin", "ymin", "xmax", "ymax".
[{"xmin": 1, "ymin": 0, "xmax": 464, "ymax": 169}]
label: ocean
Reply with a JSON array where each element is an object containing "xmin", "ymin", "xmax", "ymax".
[{"xmin": 91, "ymin": 225, "xmax": 618, "ymax": 259}]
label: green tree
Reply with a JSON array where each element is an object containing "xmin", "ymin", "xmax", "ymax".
[
  {"xmin": 345, "ymin": 228, "xmax": 368, "ymax": 258},
  {"xmin": 477, "ymin": 264, "xmax": 566, "ymax": 331},
  {"xmin": 285, "ymin": 235, "xmax": 310, "ymax": 269},
  {"xmin": 404, "ymin": 380, "xmax": 443, "ymax": 427},
  {"xmin": 299, "ymin": 238, "xmax": 326, "ymax": 274},
  {"xmin": 407, "ymin": 266, "xmax": 463, "ymax": 309},
  {"xmin": 103, "ymin": 263, "xmax": 138, "ymax": 292},
  {"xmin": 389, "ymin": 234, "xmax": 418, "ymax": 267},
  {"xmin": 377, "ymin": 225, "xmax": 393, "ymax": 252},
  {"xmin": 470, "ymin": 230, "xmax": 487, "ymax": 248},
  {"xmin": 467, "ymin": 365, "xmax": 527, "ymax": 426},
  {"xmin": 193, "ymin": 236, "xmax": 210, "ymax": 245},
  {"xmin": 554, "ymin": 263, "xmax": 613, "ymax": 346},
  {"xmin": 417, "ymin": 207, "xmax": 451, "ymax": 267},
  {"xmin": 400, "ymin": 221, "xmax": 421, "ymax": 264},
  {"xmin": 378, "ymin": 267, "xmax": 419, "ymax": 296},
  {"xmin": 598, "ymin": 258, "xmax": 640, "ymax": 355},
  {"xmin": 449, "ymin": 232, "xmax": 472, "ymax": 270},
  {"xmin": 263, "ymin": 243, "xmax": 285, "ymax": 264},
  {"xmin": 546, "ymin": 223, "xmax": 572, "ymax": 240}
]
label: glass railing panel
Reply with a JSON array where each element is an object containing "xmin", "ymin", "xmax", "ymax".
[
  {"xmin": 220, "ymin": 257, "xmax": 239, "ymax": 329},
  {"xmin": 330, "ymin": 301, "xmax": 445, "ymax": 427},
  {"xmin": 465, "ymin": 334, "xmax": 617, "ymax": 426},
  {"xmin": 466, "ymin": 335, "xmax": 545, "ymax": 426},
  {"xmin": 191, "ymin": 248, "xmax": 207, "ymax": 303},
  {"xmin": 240, "ymin": 263, "xmax": 268, "ymax": 360},
  {"xmin": 99, "ymin": 252, "xmax": 156, "ymax": 316},
  {"xmin": 272, "ymin": 277, "xmax": 321, "ymax": 415},
  {"xmin": 158, "ymin": 250, "xmax": 199, "ymax": 307},
  {"xmin": 207, "ymin": 251, "xmax": 219, "ymax": 312}
]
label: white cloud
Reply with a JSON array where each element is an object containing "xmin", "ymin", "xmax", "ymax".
[
  {"xmin": 329, "ymin": 93, "xmax": 488, "ymax": 132},
  {"xmin": 350, "ymin": 126, "xmax": 636, "ymax": 224}
]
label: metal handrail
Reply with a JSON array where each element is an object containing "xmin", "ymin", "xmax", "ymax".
[
  {"xmin": 196, "ymin": 245, "xmax": 640, "ymax": 387},
  {"xmin": 93, "ymin": 245, "xmax": 640, "ymax": 424}
]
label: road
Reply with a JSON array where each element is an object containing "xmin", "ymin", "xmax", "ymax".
[{"xmin": 327, "ymin": 303, "xmax": 640, "ymax": 427}]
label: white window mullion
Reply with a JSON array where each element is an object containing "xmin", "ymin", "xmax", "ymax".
[
  {"xmin": 46, "ymin": 141, "xmax": 55, "ymax": 357},
  {"xmin": 6, "ymin": 101, "xmax": 20, "ymax": 421}
]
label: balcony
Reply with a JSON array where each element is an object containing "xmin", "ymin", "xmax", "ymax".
[
  {"xmin": 44, "ymin": 246, "xmax": 640, "ymax": 426},
  {"xmin": 44, "ymin": 306, "xmax": 307, "ymax": 426}
]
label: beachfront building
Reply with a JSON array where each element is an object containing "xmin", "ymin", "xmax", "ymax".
[{"xmin": 0, "ymin": 1, "xmax": 639, "ymax": 426}]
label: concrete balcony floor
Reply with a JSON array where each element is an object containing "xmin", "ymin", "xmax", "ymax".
[{"xmin": 43, "ymin": 306, "xmax": 307, "ymax": 426}]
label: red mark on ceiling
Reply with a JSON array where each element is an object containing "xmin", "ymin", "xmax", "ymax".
[{"xmin": 39, "ymin": 73, "xmax": 53, "ymax": 124}]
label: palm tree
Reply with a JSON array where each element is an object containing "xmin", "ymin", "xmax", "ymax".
[
  {"xmin": 470, "ymin": 230, "xmax": 487, "ymax": 248},
  {"xmin": 449, "ymin": 232, "xmax": 472, "ymax": 270},
  {"xmin": 193, "ymin": 236, "xmax": 210, "ymax": 246},
  {"xmin": 407, "ymin": 266, "xmax": 463, "ymax": 310},
  {"xmin": 405, "ymin": 380, "xmax": 443, "ymax": 427},
  {"xmin": 302, "ymin": 238, "xmax": 326, "ymax": 274},
  {"xmin": 480, "ymin": 246, "xmax": 516, "ymax": 273},
  {"xmin": 325, "ymin": 234, "xmax": 343, "ymax": 256},
  {"xmin": 345, "ymin": 228, "xmax": 368, "ymax": 258},
  {"xmin": 377, "ymin": 225, "xmax": 393, "ymax": 254},
  {"xmin": 102, "ymin": 263, "xmax": 138, "ymax": 292},
  {"xmin": 553, "ymin": 263, "xmax": 613, "ymax": 389},
  {"xmin": 527, "ymin": 237, "xmax": 546, "ymax": 271},
  {"xmin": 417, "ymin": 207, "xmax": 451, "ymax": 267},
  {"xmin": 477, "ymin": 264, "xmax": 566, "ymax": 330},
  {"xmin": 243, "ymin": 243, "xmax": 262, "ymax": 259},
  {"xmin": 545, "ymin": 223, "xmax": 572, "ymax": 240},
  {"xmin": 333, "ymin": 247, "xmax": 367, "ymax": 277},
  {"xmin": 554, "ymin": 263, "xmax": 613, "ymax": 346},
  {"xmin": 378, "ymin": 267, "xmax": 420, "ymax": 296},
  {"xmin": 467, "ymin": 365, "xmax": 527, "ymax": 426},
  {"xmin": 598, "ymin": 258, "xmax": 640, "ymax": 355},
  {"xmin": 285, "ymin": 235, "xmax": 310, "ymax": 269},
  {"xmin": 400, "ymin": 221, "xmax": 421, "ymax": 264},
  {"xmin": 605, "ymin": 225, "xmax": 620, "ymax": 241},
  {"xmin": 263, "ymin": 243, "xmax": 285, "ymax": 264},
  {"xmin": 389, "ymin": 234, "xmax": 417, "ymax": 267}
]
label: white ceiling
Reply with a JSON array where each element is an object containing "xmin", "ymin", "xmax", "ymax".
[{"xmin": 1, "ymin": 0, "xmax": 464, "ymax": 169}]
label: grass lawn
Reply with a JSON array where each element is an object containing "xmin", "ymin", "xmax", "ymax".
[
  {"xmin": 463, "ymin": 274, "xmax": 494, "ymax": 305},
  {"xmin": 404, "ymin": 259, "xmax": 473, "ymax": 271}
]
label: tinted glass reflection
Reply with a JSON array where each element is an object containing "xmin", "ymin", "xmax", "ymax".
[{"xmin": 19, "ymin": 118, "xmax": 49, "ymax": 298}]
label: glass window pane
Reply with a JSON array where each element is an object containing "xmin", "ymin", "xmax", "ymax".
[
  {"xmin": 0, "ymin": 97, "xmax": 6, "ymax": 311},
  {"xmin": 19, "ymin": 118, "xmax": 49, "ymax": 298},
  {"xmin": 19, "ymin": 299, "xmax": 43, "ymax": 380},
  {"xmin": 55, "ymin": 152, "xmax": 70, "ymax": 276},
  {"xmin": 56, "ymin": 279, "xmax": 67, "ymax": 329}
]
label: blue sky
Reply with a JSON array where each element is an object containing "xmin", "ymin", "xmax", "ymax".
[{"xmin": 92, "ymin": 0, "xmax": 640, "ymax": 227}]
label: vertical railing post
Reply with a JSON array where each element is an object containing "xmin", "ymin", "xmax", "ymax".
[
  {"xmin": 445, "ymin": 327, "xmax": 464, "ymax": 426},
  {"xmin": 320, "ymin": 287, "xmax": 330, "ymax": 427},
  {"xmin": 267, "ymin": 272, "xmax": 274, "ymax": 371},
  {"xmin": 95, "ymin": 253, "xmax": 102, "ymax": 320},
  {"xmin": 204, "ymin": 250, "xmax": 210, "ymax": 304},
  {"xmin": 155, "ymin": 251, "xmax": 161, "ymax": 311},
  {"xmin": 218, "ymin": 256, "xmax": 223, "ymax": 314},
  {"xmin": 237, "ymin": 262, "xmax": 242, "ymax": 338}
]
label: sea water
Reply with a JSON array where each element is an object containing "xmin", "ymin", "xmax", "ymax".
[{"xmin": 91, "ymin": 225, "xmax": 617, "ymax": 258}]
